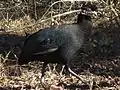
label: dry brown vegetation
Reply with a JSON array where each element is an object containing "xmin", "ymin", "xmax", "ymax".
[{"xmin": 0, "ymin": 0, "xmax": 120, "ymax": 90}]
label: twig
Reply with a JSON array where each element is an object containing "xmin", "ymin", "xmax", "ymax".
[
  {"xmin": 15, "ymin": 9, "xmax": 82, "ymax": 31},
  {"xmin": 40, "ymin": 0, "xmax": 68, "ymax": 20}
]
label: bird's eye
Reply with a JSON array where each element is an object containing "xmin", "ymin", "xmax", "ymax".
[
  {"xmin": 40, "ymin": 38, "xmax": 52, "ymax": 45},
  {"xmin": 47, "ymin": 38, "xmax": 50, "ymax": 42}
]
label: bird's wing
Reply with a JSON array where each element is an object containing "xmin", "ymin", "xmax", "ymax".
[{"xmin": 33, "ymin": 47, "xmax": 58, "ymax": 55}]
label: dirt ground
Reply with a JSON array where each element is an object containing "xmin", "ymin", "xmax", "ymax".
[{"xmin": 0, "ymin": 0, "xmax": 120, "ymax": 90}]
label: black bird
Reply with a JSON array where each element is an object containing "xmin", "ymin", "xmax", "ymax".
[{"xmin": 18, "ymin": 13, "xmax": 92, "ymax": 82}]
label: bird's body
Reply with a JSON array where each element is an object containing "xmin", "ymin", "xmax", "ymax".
[
  {"xmin": 18, "ymin": 13, "xmax": 92, "ymax": 81},
  {"xmin": 19, "ymin": 24, "xmax": 84, "ymax": 65}
]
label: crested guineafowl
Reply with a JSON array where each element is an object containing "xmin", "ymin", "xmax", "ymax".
[{"xmin": 18, "ymin": 13, "xmax": 92, "ymax": 82}]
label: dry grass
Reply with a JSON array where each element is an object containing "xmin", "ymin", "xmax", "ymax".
[{"xmin": 0, "ymin": 0, "xmax": 120, "ymax": 90}]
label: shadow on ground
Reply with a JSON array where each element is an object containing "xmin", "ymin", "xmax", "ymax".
[
  {"xmin": 71, "ymin": 26, "xmax": 120, "ymax": 77},
  {"xmin": 0, "ymin": 30, "xmax": 25, "ymax": 59}
]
